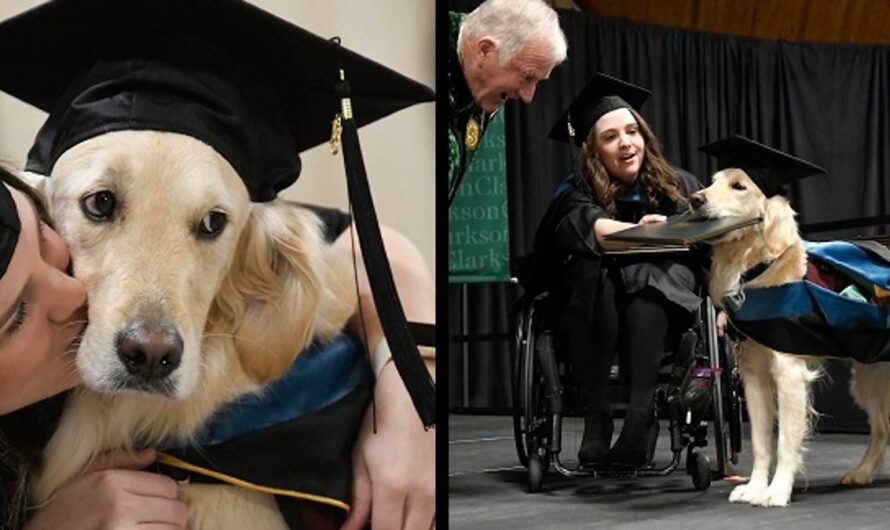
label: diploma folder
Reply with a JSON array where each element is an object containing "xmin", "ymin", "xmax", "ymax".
[{"xmin": 605, "ymin": 211, "xmax": 762, "ymax": 246}]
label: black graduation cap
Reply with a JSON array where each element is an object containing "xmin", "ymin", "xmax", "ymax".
[
  {"xmin": 0, "ymin": 0, "xmax": 434, "ymax": 202},
  {"xmin": 549, "ymin": 72, "xmax": 651, "ymax": 146},
  {"xmin": 699, "ymin": 135, "xmax": 826, "ymax": 197},
  {"xmin": 0, "ymin": 184, "xmax": 20, "ymax": 280}
]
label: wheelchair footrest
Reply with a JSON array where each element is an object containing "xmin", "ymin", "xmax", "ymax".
[{"xmin": 554, "ymin": 451, "xmax": 683, "ymax": 479}]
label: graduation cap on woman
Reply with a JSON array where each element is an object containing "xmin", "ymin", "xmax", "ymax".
[
  {"xmin": 0, "ymin": 0, "xmax": 435, "ymax": 426},
  {"xmin": 548, "ymin": 72, "xmax": 651, "ymax": 145},
  {"xmin": 699, "ymin": 135, "xmax": 827, "ymax": 197}
]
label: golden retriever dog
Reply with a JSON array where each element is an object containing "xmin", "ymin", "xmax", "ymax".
[
  {"xmin": 24, "ymin": 130, "xmax": 355, "ymax": 529},
  {"xmin": 690, "ymin": 167, "xmax": 820, "ymax": 507},
  {"xmin": 692, "ymin": 167, "xmax": 890, "ymax": 506}
]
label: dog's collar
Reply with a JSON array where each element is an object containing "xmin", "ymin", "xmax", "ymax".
[
  {"xmin": 724, "ymin": 259, "xmax": 776, "ymax": 321},
  {"xmin": 741, "ymin": 241, "xmax": 802, "ymax": 286},
  {"xmin": 740, "ymin": 260, "xmax": 774, "ymax": 285}
]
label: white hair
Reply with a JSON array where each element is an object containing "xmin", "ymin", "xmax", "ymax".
[{"xmin": 458, "ymin": 0, "xmax": 568, "ymax": 66}]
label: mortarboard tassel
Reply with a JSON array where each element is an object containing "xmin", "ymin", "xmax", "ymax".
[{"xmin": 330, "ymin": 42, "xmax": 436, "ymax": 428}]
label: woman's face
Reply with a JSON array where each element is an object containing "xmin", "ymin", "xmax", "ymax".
[
  {"xmin": 0, "ymin": 184, "xmax": 86, "ymax": 414},
  {"xmin": 592, "ymin": 108, "xmax": 646, "ymax": 184}
]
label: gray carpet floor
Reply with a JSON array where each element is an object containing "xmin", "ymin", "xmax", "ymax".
[{"xmin": 449, "ymin": 414, "xmax": 890, "ymax": 529}]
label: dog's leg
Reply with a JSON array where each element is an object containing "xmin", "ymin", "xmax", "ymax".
[
  {"xmin": 761, "ymin": 354, "xmax": 814, "ymax": 507},
  {"xmin": 841, "ymin": 362, "xmax": 890, "ymax": 485},
  {"xmin": 33, "ymin": 391, "xmax": 111, "ymax": 504},
  {"xmin": 182, "ymin": 485, "xmax": 289, "ymax": 530},
  {"xmin": 729, "ymin": 343, "xmax": 776, "ymax": 505}
]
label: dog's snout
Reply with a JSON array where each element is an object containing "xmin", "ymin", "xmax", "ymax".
[
  {"xmin": 690, "ymin": 192, "xmax": 707, "ymax": 210},
  {"xmin": 116, "ymin": 320, "xmax": 183, "ymax": 380}
]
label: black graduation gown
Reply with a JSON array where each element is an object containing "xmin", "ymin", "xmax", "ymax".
[
  {"xmin": 158, "ymin": 333, "xmax": 372, "ymax": 530},
  {"xmin": 517, "ymin": 170, "xmax": 705, "ymax": 326}
]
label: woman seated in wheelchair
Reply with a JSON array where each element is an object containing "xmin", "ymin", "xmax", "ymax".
[{"xmin": 523, "ymin": 73, "xmax": 704, "ymax": 469}]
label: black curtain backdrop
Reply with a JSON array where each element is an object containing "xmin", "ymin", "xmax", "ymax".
[{"xmin": 449, "ymin": 5, "xmax": 890, "ymax": 413}]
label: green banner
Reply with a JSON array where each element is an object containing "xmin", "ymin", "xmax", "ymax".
[{"xmin": 448, "ymin": 111, "xmax": 509, "ymax": 283}]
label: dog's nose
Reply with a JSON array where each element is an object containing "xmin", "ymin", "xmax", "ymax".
[
  {"xmin": 689, "ymin": 192, "xmax": 707, "ymax": 210},
  {"xmin": 116, "ymin": 320, "xmax": 183, "ymax": 380}
]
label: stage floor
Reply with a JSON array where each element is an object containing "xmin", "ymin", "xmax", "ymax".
[{"xmin": 449, "ymin": 414, "xmax": 890, "ymax": 529}]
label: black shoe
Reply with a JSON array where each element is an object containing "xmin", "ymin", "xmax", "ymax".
[
  {"xmin": 578, "ymin": 409, "xmax": 613, "ymax": 468},
  {"xmin": 608, "ymin": 409, "xmax": 659, "ymax": 469}
]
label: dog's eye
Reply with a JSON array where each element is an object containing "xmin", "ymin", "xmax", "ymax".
[
  {"xmin": 731, "ymin": 182, "xmax": 747, "ymax": 191},
  {"xmin": 197, "ymin": 210, "xmax": 227, "ymax": 239},
  {"xmin": 81, "ymin": 191, "xmax": 117, "ymax": 221}
]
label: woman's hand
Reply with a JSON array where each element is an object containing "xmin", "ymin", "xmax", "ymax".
[
  {"xmin": 639, "ymin": 213, "xmax": 667, "ymax": 225},
  {"xmin": 26, "ymin": 449, "xmax": 189, "ymax": 530},
  {"xmin": 332, "ymin": 222, "xmax": 435, "ymax": 529},
  {"xmin": 716, "ymin": 310, "xmax": 728, "ymax": 337},
  {"xmin": 341, "ymin": 360, "xmax": 435, "ymax": 530}
]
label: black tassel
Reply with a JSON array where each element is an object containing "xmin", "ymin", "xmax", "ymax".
[
  {"xmin": 331, "ymin": 40, "xmax": 436, "ymax": 427},
  {"xmin": 339, "ymin": 117, "xmax": 437, "ymax": 428}
]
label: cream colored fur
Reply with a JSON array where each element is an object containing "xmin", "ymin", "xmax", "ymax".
[
  {"xmin": 25, "ymin": 130, "xmax": 356, "ymax": 529},
  {"xmin": 840, "ymin": 362, "xmax": 890, "ymax": 486},
  {"xmin": 695, "ymin": 168, "xmax": 821, "ymax": 507},
  {"xmin": 697, "ymin": 168, "xmax": 890, "ymax": 505}
]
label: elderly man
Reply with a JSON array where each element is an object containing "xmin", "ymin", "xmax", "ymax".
[{"xmin": 448, "ymin": 0, "xmax": 567, "ymax": 205}]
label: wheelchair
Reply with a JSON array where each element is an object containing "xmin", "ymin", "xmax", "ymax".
[{"xmin": 511, "ymin": 289, "xmax": 744, "ymax": 493}]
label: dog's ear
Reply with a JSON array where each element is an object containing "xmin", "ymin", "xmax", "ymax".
[
  {"xmin": 19, "ymin": 170, "xmax": 50, "ymax": 198},
  {"xmin": 762, "ymin": 195, "xmax": 799, "ymax": 256},
  {"xmin": 210, "ymin": 202, "xmax": 356, "ymax": 384}
]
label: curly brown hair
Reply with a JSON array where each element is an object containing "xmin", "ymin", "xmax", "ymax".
[{"xmin": 580, "ymin": 108, "xmax": 684, "ymax": 218}]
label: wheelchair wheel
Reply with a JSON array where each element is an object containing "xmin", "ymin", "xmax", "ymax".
[
  {"xmin": 717, "ymin": 337, "xmax": 743, "ymax": 465},
  {"xmin": 528, "ymin": 453, "xmax": 544, "ymax": 493},
  {"xmin": 513, "ymin": 298, "xmax": 557, "ymax": 475},
  {"xmin": 512, "ymin": 305, "xmax": 533, "ymax": 467},
  {"xmin": 703, "ymin": 299, "xmax": 743, "ymax": 475},
  {"xmin": 687, "ymin": 450, "xmax": 712, "ymax": 491},
  {"xmin": 711, "ymin": 336, "xmax": 732, "ymax": 474},
  {"xmin": 522, "ymin": 333, "xmax": 553, "ymax": 473},
  {"xmin": 527, "ymin": 433, "xmax": 551, "ymax": 493}
]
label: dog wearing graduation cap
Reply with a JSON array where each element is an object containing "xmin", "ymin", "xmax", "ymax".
[
  {"xmin": 0, "ymin": 0, "xmax": 432, "ymax": 528},
  {"xmin": 690, "ymin": 136, "xmax": 822, "ymax": 507},
  {"xmin": 691, "ymin": 135, "xmax": 890, "ymax": 506}
]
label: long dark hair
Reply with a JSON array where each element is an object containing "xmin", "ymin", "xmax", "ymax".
[
  {"xmin": 580, "ymin": 108, "xmax": 684, "ymax": 218},
  {"xmin": 0, "ymin": 166, "xmax": 59, "ymax": 530},
  {"xmin": 0, "ymin": 395, "xmax": 67, "ymax": 530},
  {"xmin": 0, "ymin": 435, "xmax": 28, "ymax": 530}
]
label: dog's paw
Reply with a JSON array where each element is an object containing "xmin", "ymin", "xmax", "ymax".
[
  {"xmin": 728, "ymin": 483, "xmax": 767, "ymax": 504},
  {"xmin": 751, "ymin": 483, "xmax": 792, "ymax": 507},
  {"xmin": 840, "ymin": 467, "xmax": 875, "ymax": 486}
]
